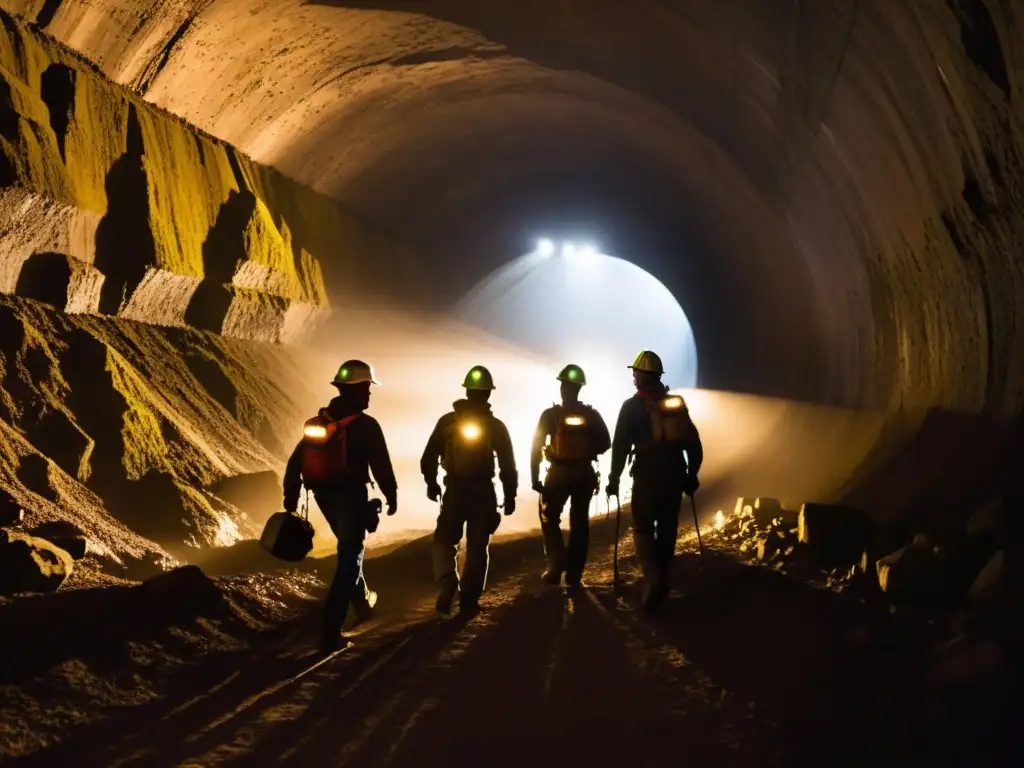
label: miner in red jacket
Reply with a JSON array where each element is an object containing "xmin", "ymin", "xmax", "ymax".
[{"xmin": 283, "ymin": 360, "xmax": 397, "ymax": 652}]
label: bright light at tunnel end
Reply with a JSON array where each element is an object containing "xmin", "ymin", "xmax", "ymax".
[{"xmin": 534, "ymin": 238, "xmax": 602, "ymax": 260}]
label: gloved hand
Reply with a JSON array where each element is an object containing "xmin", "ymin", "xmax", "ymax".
[
  {"xmin": 503, "ymin": 495, "xmax": 516, "ymax": 516},
  {"xmin": 386, "ymin": 498, "xmax": 398, "ymax": 516},
  {"xmin": 605, "ymin": 481, "xmax": 619, "ymax": 498},
  {"xmin": 531, "ymin": 480, "xmax": 544, "ymax": 495},
  {"xmin": 426, "ymin": 481, "xmax": 441, "ymax": 502},
  {"xmin": 682, "ymin": 474, "xmax": 700, "ymax": 495}
]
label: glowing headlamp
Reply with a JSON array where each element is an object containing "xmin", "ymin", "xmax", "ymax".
[
  {"xmin": 662, "ymin": 396, "xmax": 684, "ymax": 410},
  {"xmin": 564, "ymin": 415, "xmax": 585, "ymax": 427},
  {"xmin": 303, "ymin": 424, "xmax": 328, "ymax": 439},
  {"xmin": 459, "ymin": 422, "xmax": 482, "ymax": 441}
]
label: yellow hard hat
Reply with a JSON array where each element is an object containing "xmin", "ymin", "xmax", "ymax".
[{"xmin": 628, "ymin": 350, "xmax": 664, "ymax": 374}]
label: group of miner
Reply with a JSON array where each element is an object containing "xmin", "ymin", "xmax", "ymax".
[{"xmin": 282, "ymin": 351, "xmax": 703, "ymax": 652}]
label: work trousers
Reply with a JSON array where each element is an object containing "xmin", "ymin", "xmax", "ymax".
[
  {"xmin": 540, "ymin": 463, "xmax": 596, "ymax": 581},
  {"xmin": 432, "ymin": 479, "xmax": 500, "ymax": 606},
  {"xmin": 316, "ymin": 485, "xmax": 373, "ymax": 638},
  {"xmin": 629, "ymin": 475, "xmax": 685, "ymax": 590}
]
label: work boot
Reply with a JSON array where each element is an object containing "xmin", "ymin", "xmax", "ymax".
[
  {"xmin": 459, "ymin": 593, "xmax": 481, "ymax": 617},
  {"xmin": 351, "ymin": 589, "xmax": 378, "ymax": 626},
  {"xmin": 435, "ymin": 587, "xmax": 457, "ymax": 618},
  {"xmin": 634, "ymin": 533, "xmax": 664, "ymax": 612},
  {"xmin": 321, "ymin": 628, "xmax": 354, "ymax": 654},
  {"xmin": 541, "ymin": 567, "xmax": 563, "ymax": 585}
]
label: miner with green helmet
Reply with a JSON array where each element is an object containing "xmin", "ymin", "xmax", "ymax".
[
  {"xmin": 606, "ymin": 350, "xmax": 703, "ymax": 612},
  {"xmin": 282, "ymin": 359, "xmax": 397, "ymax": 652},
  {"xmin": 530, "ymin": 363, "xmax": 611, "ymax": 587},
  {"xmin": 421, "ymin": 365, "xmax": 517, "ymax": 617}
]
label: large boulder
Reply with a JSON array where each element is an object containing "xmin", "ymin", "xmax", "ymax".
[
  {"xmin": 0, "ymin": 530, "xmax": 74, "ymax": 594},
  {"xmin": 139, "ymin": 564, "xmax": 228, "ymax": 620},
  {"xmin": 876, "ymin": 541, "xmax": 969, "ymax": 608},
  {"xmin": 798, "ymin": 503, "xmax": 872, "ymax": 565},
  {"xmin": 29, "ymin": 520, "xmax": 89, "ymax": 560}
]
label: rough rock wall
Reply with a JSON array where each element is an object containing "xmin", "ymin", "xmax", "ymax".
[
  {"xmin": 0, "ymin": 8, "xmax": 333, "ymax": 343},
  {"xmin": 0, "ymin": 291, "xmax": 321, "ymax": 570}
]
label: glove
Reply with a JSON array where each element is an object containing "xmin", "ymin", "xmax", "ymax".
[
  {"xmin": 426, "ymin": 481, "xmax": 441, "ymax": 502},
  {"xmin": 531, "ymin": 480, "xmax": 544, "ymax": 494},
  {"xmin": 386, "ymin": 498, "xmax": 398, "ymax": 516},
  {"xmin": 605, "ymin": 481, "xmax": 619, "ymax": 498},
  {"xmin": 682, "ymin": 475, "xmax": 700, "ymax": 495},
  {"xmin": 503, "ymin": 495, "xmax": 516, "ymax": 516}
]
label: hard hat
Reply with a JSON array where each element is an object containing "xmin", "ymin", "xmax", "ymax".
[
  {"xmin": 629, "ymin": 350, "xmax": 664, "ymax": 374},
  {"xmin": 462, "ymin": 365, "xmax": 496, "ymax": 390},
  {"xmin": 556, "ymin": 364, "xmax": 586, "ymax": 386},
  {"xmin": 331, "ymin": 359, "xmax": 380, "ymax": 386}
]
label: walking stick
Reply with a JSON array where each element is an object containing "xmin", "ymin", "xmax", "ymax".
[
  {"xmin": 690, "ymin": 492, "xmax": 705, "ymax": 555},
  {"xmin": 612, "ymin": 494, "xmax": 622, "ymax": 589}
]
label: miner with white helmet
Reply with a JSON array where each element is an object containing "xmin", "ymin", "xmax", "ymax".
[
  {"xmin": 606, "ymin": 350, "xmax": 703, "ymax": 611},
  {"xmin": 530, "ymin": 364, "xmax": 611, "ymax": 587},
  {"xmin": 421, "ymin": 365, "xmax": 518, "ymax": 617},
  {"xmin": 282, "ymin": 360, "xmax": 397, "ymax": 652}
]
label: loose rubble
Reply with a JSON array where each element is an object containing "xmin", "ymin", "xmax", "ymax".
[{"xmin": 719, "ymin": 493, "xmax": 1024, "ymax": 688}]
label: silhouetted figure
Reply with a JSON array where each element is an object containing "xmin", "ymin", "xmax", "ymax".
[
  {"xmin": 606, "ymin": 350, "xmax": 702, "ymax": 612},
  {"xmin": 421, "ymin": 365, "xmax": 517, "ymax": 617},
  {"xmin": 530, "ymin": 364, "xmax": 611, "ymax": 587},
  {"xmin": 283, "ymin": 360, "xmax": 397, "ymax": 652}
]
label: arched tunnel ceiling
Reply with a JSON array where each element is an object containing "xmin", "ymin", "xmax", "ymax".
[{"xmin": 11, "ymin": 0, "xmax": 1024, "ymax": 414}]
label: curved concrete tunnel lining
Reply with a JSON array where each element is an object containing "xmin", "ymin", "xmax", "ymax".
[{"xmin": 2, "ymin": 0, "xmax": 1023, "ymax": 544}]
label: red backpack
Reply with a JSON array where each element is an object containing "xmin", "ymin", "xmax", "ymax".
[{"xmin": 299, "ymin": 411, "xmax": 361, "ymax": 486}]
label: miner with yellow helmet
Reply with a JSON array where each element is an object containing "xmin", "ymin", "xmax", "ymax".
[
  {"xmin": 282, "ymin": 359, "xmax": 397, "ymax": 652},
  {"xmin": 420, "ymin": 365, "xmax": 518, "ymax": 617},
  {"xmin": 606, "ymin": 350, "xmax": 703, "ymax": 611},
  {"xmin": 530, "ymin": 364, "xmax": 611, "ymax": 587}
]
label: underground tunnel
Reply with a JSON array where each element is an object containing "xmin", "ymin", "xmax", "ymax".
[{"xmin": 1, "ymin": 0, "xmax": 1023, "ymax": 764}]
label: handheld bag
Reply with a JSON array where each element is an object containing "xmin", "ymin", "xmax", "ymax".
[{"xmin": 261, "ymin": 495, "xmax": 315, "ymax": 562}]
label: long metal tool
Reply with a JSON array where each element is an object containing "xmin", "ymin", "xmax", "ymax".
[
  {"xmin": 612, "ymin": 494, "xmax": 622, "ymax": 589},
  {"xmin": 690, "ymin": 493, "xmax": 705, "ymax": 554}
]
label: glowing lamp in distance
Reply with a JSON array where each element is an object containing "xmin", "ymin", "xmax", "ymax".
[
  {"xmin": 564, "ymin": 415, "xmax": 586, "ymax": 427},
  {"xmin": 562, "ymin": 243, "xmax": 576, "ymax": 257},
  {"xmin": 662, "ymin": 396, "xmax": 684, "ymax": 410},
  {"xmin": 578, "ymin": 244, "xmax": 598, "ymax": 257},
  {"xmin": 537, "ymin": 238, "xmax": 555, "ymax": 256},
  {"xmin": 303, "ymin": 424, "xmax": 328, "ymax": 439},
  {"xmin": 460, "ymin": 422, "xmax": 482, "ymax": 441}
]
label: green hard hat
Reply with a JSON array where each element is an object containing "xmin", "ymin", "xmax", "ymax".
[
  {"xmin": 556, "ymin": 364, "xmax": 586, "ymax": 386},
  {"xmin": 332, "ymin": 359, "xmax": 380, "ymax": 386},
  {"xmin": 462, "ymin": 365, "xmax": 496, "ymax": 390},
  {"xmin": 628, "ymin": 350, "xmax": 664, "ymax": 375}
]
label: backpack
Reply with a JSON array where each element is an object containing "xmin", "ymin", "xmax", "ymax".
[
  {"xmin": 442, "ymin": 416, "xmax": 494, "ymax": 479},
  {"xmin": 299, "ymin": 412, "xmax": 361, "ymax": 487},
  {"xmin": 642, "ymin": 394, "xmax": 693, "ymax": 448},
  {"xmin": 545, "ymin": 404, "xmax": 593, "ymax": 462}
]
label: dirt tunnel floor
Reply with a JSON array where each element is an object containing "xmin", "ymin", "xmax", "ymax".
[{"xmin": 18, "ymin": 515, "xmax": 1024, "ymax": 768}]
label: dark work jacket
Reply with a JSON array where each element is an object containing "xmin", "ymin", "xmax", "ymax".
[
  {"xmin": 530, "ymin": 402, "xmax": 611, "ymax": 486},
  {"xmin": 283, "ymin": 396, "xmax": 397, "ymax": 512},
  {"xmin": 421, "ymin": 399, "xmax": 518, "ymax": 495},
  {"xmin": 608, "ymin": 385, "xmax": 703, "ymax": 486}
]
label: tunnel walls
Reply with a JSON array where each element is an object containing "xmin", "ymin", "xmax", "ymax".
[
  {"xmin": 0, "ymin": 7, "xmax": 333, "ymax": 344},
  {"xmin": 0, "ymin": 7, "xmax": 427, "ymax": 343}
]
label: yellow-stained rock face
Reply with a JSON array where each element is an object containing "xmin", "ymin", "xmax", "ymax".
[{"xmin": 0, "ymin": 8, "xmax": 340, "ymax": 339}]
